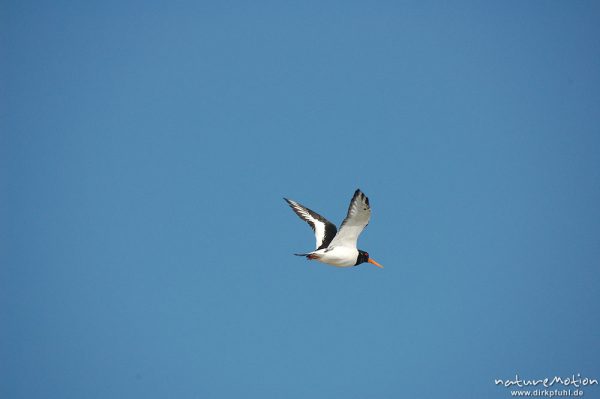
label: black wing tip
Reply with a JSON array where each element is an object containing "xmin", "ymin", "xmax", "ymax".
[
  {"xmin": 354, "ymin": 188, "xmax": 365, "ymax": 198},
  {"xmin": 284, "ymin": 198, "xmax": 305, "ymax": 213},
  {"xmin": 352, "ymin": 188, "xmax": 369, "ymax": 206}
]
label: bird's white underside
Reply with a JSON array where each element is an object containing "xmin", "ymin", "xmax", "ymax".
[{"xmin": 309, "ymin": 246, "xmax": 359, "ymax": 267}]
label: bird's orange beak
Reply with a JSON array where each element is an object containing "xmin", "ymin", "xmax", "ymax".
[{"xmin": 368, "ymin": 258, "xmax": 383, "ymax": 268}]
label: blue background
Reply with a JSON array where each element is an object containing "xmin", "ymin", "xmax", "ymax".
[{"xmin": 2, "ymin": 2, "xmax": 599, "ymax": 398}]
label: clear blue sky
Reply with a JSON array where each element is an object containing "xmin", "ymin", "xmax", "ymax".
[{"xmin": 2, "ymin": 1, "xmax": 600, "ymax": 398}]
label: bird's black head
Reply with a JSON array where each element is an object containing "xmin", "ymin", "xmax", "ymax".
[
  {"xmin": 356, "ymin": 249, "xmax": 383, "ymax": 268},
  {"xmin": 356, "ymin": 250, "xmax": 369, "ymax": 265}
]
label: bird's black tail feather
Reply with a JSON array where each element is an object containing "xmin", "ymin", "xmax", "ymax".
[{"xmin": 294, "ymin": 252, "xmax": 319, "ymax": 260}]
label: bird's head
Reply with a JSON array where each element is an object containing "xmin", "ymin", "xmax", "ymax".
[{"xmin": 357, "ymin": 250, "xmax": 383, "ymax": 268}]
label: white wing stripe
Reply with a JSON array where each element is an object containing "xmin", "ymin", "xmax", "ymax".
[{"xmin": 285, "ymin": 198, "xmax": 335, "ymax": 249}]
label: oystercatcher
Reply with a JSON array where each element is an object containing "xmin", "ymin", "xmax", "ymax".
[{"xmin": 284, "ymin": 189, "xmax": 383, "ymax": 268}]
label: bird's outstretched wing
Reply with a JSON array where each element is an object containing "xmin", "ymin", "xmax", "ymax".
[
  {"xmin": 284, "ymin": 198, "xmax": 338, "ymax": 250},
  {"xmin": 328, "ymin": 189, "xmax": 371, "ymax": 249}
]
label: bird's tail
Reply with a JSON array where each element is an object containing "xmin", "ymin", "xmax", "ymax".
[{"xmin": 294, "ymin": 252, "xmax": 319, "ymax": 260}]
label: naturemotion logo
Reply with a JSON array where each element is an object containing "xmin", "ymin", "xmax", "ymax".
[{"xmin": 495, "ymin": 373, "xmax": 598, "ymax": 397}]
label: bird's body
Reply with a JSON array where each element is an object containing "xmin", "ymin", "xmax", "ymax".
[
  {"xmin": 300, "ymin": 246, "xmax": 360, "ymax": 268},
  {"xmin": 284, "ymin": 189, "xmax": 382, "ymax": 268}
]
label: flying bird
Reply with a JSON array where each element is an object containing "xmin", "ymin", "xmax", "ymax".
[{"xmin": 284, "ymin": 189, "xmax": 383, "ymax": 268}]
